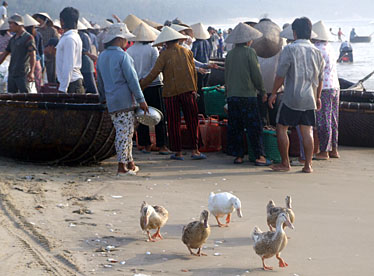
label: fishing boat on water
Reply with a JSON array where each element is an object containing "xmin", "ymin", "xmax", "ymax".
[{"xmin": 350, "ymin": 36, "xmax": 371, "ymax": 43}]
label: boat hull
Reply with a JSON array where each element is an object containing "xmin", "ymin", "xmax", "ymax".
[{"xmin": 0, "ymin": 93, "xmax": 116, "ymax": 165}]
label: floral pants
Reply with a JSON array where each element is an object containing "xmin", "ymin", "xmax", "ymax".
[
  {"xmin": 110, "ymin": 111, "xmax": 135, "ymax": 164},
  {"xmin": 316, "ymin": 89, "xmax": 340, "ymax": 152}
]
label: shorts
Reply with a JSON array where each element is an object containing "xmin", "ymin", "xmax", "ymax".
[{"xmin": 276, "ymin": 103, "xmax": 316, "ymax": 127}]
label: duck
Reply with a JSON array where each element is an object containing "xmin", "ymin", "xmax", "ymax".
[
  {"xmin": 252, "ymin": 212, "xmax": 294, "ymax": 270},
  {"xmin": 182, "ymin": 210, "xmax": 211, "ymax": 256},
  {"xmin": 208, "ymin": 192, "xmax": 243, "ymax": 227},
  {"xmin": 266, "ymin": 196, "xmax": 295, "ymax": 231},
  {"xmin": 140, "ymin": 201, "xmax": 168, "ymax": 242}
]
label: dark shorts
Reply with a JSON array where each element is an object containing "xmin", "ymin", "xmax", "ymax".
[
  {"xmin": 276, "ymin": 103, "xmax": 316, "ymax": 126},
  {"xmin": 8, "ymin": 75, "xmax": 30, "ymax": 93}
]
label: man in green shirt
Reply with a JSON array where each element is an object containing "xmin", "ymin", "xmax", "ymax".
[{"xmin": 224, "ymin": 22, "xmax": 271, "ymax": 166}]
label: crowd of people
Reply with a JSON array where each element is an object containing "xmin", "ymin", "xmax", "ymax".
[{"xmin": 0, "ymin": 5, "xmax": 341, "ymax": 176}]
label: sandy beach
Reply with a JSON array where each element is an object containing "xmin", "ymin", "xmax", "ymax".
[{"xmin": 0, "ymin": 146, "xmax": 373, "ymax": 276}]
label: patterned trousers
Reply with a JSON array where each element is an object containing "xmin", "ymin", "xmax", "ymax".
[
  {"xmin": 316, "ymin": 89, "xmax": 340, "ymax": 152},
  {"xmin": 227, "ymin": 97, "xmax": 265, "ymax": 159},
  {"xmin": 110, "ymin": 111, "xmax": 135, "ymax": 164}
]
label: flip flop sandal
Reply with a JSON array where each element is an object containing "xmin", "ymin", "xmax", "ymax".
[
  {"xmin": 141, "ymin": 149, "xmax": 151, "ymax": 154},
  {"xmin": 170, "ymin": 154, "xmax": 184, "ymax": 160},
  {"xmin": 159, "ymin": 151, "xmax": 172, "ymax": 155},
  {"xmin": 234, "ymin": 158, "xmax": 244, "ymax": 164},
  {"xmin": 191, "ymin": 153, "xmax": 207, "ymax": 160},
  {"xmin": 255, "ymin": 159, "xmax": 273, "ymax": 166}
]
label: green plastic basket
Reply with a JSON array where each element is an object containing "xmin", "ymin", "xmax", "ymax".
[
  {"xmin": 202, "ymin": 85, "xmax": 227, "ymax": 119},
  {"xmin": 247, "ymin": 129, "xmax": 281, "ymax": 163}
]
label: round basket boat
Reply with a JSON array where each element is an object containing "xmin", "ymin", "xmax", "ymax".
[
  {"xmin": 339, "ymin": 101, "xmax": 374, "ymax": 147},
  {"xmin": 0, "ymin": 93, "xmax": 116, "ymax": 165}
]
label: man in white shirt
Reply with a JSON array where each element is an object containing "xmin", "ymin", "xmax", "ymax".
[
  {"xmin": 56, "ymin": 7, "xmax": 84, "ymax": 93},
  {"xmin": 0, "ymin": 1, "xmax": 7, "ymax": 20}
]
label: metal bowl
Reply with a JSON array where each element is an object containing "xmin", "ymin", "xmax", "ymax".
[{"xmin": 135, "ymin": 106, "xmax": 163, "ymax": 126}]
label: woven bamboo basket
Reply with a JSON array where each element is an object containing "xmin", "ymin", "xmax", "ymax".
[
  {"xmin": 0, "ymin": 93, "xmax": 116, "ymax": 165},
  {"xmin": 339, "ymin": 101, "xmax": 374, "ymax": 147}
]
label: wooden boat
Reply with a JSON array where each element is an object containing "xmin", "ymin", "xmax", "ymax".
[
  {"xmin": 350, "ymin": 36, "xmax": 371, "ymax": 43},
  {"xmin": 0, "ymin": 93, "xmax": 116, "ymax": 165}
]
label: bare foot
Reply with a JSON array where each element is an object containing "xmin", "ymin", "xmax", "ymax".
[
  {"xmin": 270, "ymin": 164, "xmax": 290, "ymax": 172},
  {"xmin": 329, "ymin": 151, "xmax": 340, "ymax": 158},
  {"xmin": 314, "ymin": 152, "xmax": 329, "ymax": 160},
  {"xmin": 302, "ymin": 166, "xmax": 313, "ymax": 173}
]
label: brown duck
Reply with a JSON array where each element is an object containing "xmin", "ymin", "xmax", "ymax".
[
  {"xmin": 140, "ymin": 201, "xmax": 168, "ymax": 242},
  {"xmin": 252, "ymin": 212, "xmax": 294, "ymax": 270},
  {"xmin": 267, "ymin": 196, "xmax": 295, "ymax": 231},
  {"xmin": 182, "ymin": 210, "xmax": 211, "ymax": 256}
]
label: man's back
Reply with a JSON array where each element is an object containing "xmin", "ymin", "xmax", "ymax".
[{"xmin": 276, "ymin": 39, "xmax": 324, "ymax": 111}]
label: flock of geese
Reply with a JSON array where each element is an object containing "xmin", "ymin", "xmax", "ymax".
[{"xmin": 140, "ymin": 192, "xmax": 295, "ymax": 271}]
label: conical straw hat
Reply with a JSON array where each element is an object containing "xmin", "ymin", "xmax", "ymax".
[
  {"xmin": 170, "ymin": 24, "xmax": 194, "ymax": 38},
  {"xmin": 190, "ymin": 22, "xmax": 210, "ymax": 40},
  {"xmin": 81, "ymin": 17, "xmax": 92, "ymax": 29},
  {"xmin": 53, "ymin": 19, "xmax": 61, "ymax": 29},
  {"xmin": 252, "ymin": 20, "xmax": 283, "ymax": 58},
  {"xmin": 142, "ymin": 18, "xmax": 163, "ymax": 29},
  {"xmin": 131, "ymin": 22, "xmax": 159, "ymax": 42},
  {"xmin": 225, "ymin": 22, "xmax": 262, "ymax": 44},
  {"xmin": 280, "ymin": 23, "xmax": 318, "ymax": 41},
  {"xmin": 101, "ymin": 20, "xmax": 113, "ymax": 29},
  {"xmin": 24, "ymin": 14, "xmax": 39, "ymax": 27},
  {"xmin": 312, "ymin": 20, "xmax": 331, "ymax": 41},
  {"xmin": 33, "ymin": 12, "xmax": 52, "ymax": 22},
  {"xmin": 124, "ymin": 14, "xmax": 144, "ymax": 32},
  {"xmin": 0, "ymin": 20, "xmax": 8, "ymax": 30},
  {"xmin": 280, "ymin": 24, "xmax": 294, "ymax": 40},
  {"xmin": 77, "ymin": 20, "xmax": 87, "ymax": 30},
  {"xmin": 152, "ymin": 26, "xmax": 187, "ymax": 47}
]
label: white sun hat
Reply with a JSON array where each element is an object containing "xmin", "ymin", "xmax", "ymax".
[
  {"xmin": 77, "ymin": 20, "xmax": 87, "ymax": 30},
  {"xmin": 312, "ymin": 20, "xmax": 331, "ymax": 42},
  {"xmin": 131, "ymin": 22, "xmax": 159, "ymax": 42},
  {"xmin": 225, "ymin": 22, "xmax": 262, "ymax": 44},
  {"xmin": 23, "ymin": 14, "xmax": 39, "ymax": 27},
  {"xmin": 190, "ymin": 23, "xmax": 210, "ymax": 40},
  {"xmin": 124, "ymin": 14, "xmax": 144, "ymax": 32},
  {"xmin": 152, "ymin": 26, "xmax": 187, "ymax": 47},
  {"xmin": 102, "ymin": 23, "xmax": 135, "ymax": 44}
]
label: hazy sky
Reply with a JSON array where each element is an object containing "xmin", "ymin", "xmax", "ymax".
[{"xmin": 10, "ymin": 0, "xmax": 374, "ymax": 25}]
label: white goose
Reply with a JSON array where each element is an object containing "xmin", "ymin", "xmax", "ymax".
[{"xmin": 208, "ymin": 192, "xmax": 242, "ymax": 227}]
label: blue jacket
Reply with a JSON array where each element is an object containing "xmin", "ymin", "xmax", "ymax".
[{"xmin": 97, "ymin": 46, "xmax": 145, "ymax": 113}]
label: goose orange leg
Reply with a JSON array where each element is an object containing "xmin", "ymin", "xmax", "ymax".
[
  {"xmin": 151, "ymin": 227, "xmax": 163, "ymax": 240},
  {"xmin": 197, "ymin": 247, "xmax": 207, "ymax": 256},
  {"xmin": 215, "ymin": 216, "xmax": 228, "ymax": 227},
  {"xmin": 276, "ymin": 253, "xmax": 288, "ymax": 267},
  {"xmin": 262, "ymin": 256, "xmax": 273, "ymax": 270},
  {"xmin": 225, "ymin": 213, "xmax": 231, "ymax": 225},
  {"xmin": 147, "ymin": 231, "xmax": 156, "ymax": 242},
  {"xmin": 186, "ymin": 246, "xmax": 199, "ymax": 256}
]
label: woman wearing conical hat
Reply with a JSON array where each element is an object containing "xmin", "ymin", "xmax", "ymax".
[
  {"xmin": 140, "ymin": 27, "xmax": 207, "ymax": 160},
  {"xmin": 312, "ymin": 21, "xmax": 340, "ymax": 160},
  {"xmin": 225, "ymin": 22, "xmax": 272, "ymax": 166},
  {"xmin": 127, "ymin": 23, "xmax": 171, "ymax": 155}
]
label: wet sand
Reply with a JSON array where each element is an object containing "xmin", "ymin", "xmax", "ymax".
[{"xmin": 0, "ymin": 146, "xmax": 373, "ymax": 275}]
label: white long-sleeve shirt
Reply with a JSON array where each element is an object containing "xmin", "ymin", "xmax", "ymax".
[{"xmin": 56, "ymin": 29, "xmax": 83, "ymax": 92}]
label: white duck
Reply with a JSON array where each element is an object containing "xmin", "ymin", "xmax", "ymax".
[{"xmin": 208, "ymin": 192, "xmax": 242, "ymax": 227}]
